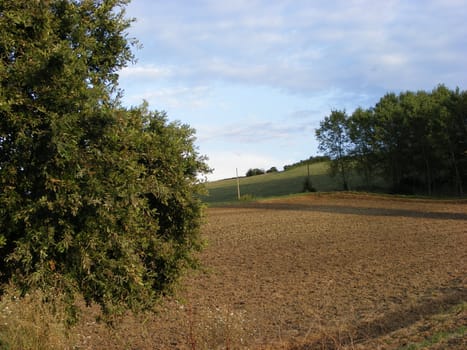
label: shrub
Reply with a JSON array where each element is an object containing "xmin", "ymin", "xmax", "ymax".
[
  {"xmin": 239, "ymin": 194, "xmax": 256, "ymax": 201},
  {"xmin": 266, "ymin": 166, "xmax": 278, "ymax": 173},
  {"xmin": 303, "ymin": 177, "xmax": 317, "ymax": 192},
  {"xmin": 246, "ymin": 168, "xmax": 265, "ymax": 177},
  {"xmin": 0, "ymin": 0, "xmax": 209, "ymax": 319}
]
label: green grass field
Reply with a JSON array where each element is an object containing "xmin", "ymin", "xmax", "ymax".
[
  {"xmin": 202, "ymin": 162, "xmax": 351, "ymax": 204},
  {"xmin": 202, "ymin": 161, "xmax": 392, "ymax": 204}
]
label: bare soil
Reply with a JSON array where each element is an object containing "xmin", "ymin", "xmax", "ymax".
[{"xmin": 76, "ymin": 193, "xmax": 467, "ymax": 349}]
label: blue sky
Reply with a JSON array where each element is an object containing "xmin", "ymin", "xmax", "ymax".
[{"xmin": 118, "ymin": 0, "xmax": 467, "ymax": 180}]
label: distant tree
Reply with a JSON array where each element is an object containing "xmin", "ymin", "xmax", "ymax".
[
  {"xmin": 431, "ymin": 85, "xmax": 466, "ymax": 195},
  {"xmin": 315, "ymin": 110, "xmax": 352, "ymax": 190},
  {"xmin": 246, "ymin": 168, "xmax": 265, "ymax": 177},
  {"xmin": 0, "ymin": 0, "xmax": 209, "ymax": 320},
  {"xmin": 373, "ymin": 92, "xmax": 413, "ymax": 193},
  {"xmin": 283, "ymin": 156, "xmax": 330, "ymax": 171},
  {"xmin": 401, "ymin": 90, "xmax": 439, "ymax": 195},
  {"xmin": 266, "ymin": 166, "xmax": 278, "ymax": 173},
  {"xmin": 348, "ymin": 107, "xmax": 380, "ymax": 189}
]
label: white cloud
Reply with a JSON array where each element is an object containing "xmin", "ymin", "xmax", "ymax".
[
  {"xmin": 119, "ymin": 65, "xmax": 172, "ymax": 80},
  {"xmin": 123, "ymin": 85, "xmax": 212, "ymax": 110},
  {"xmin": 198, "ymin": 118, "xmax": 316, "ymax": 144},
  {"xmin": 378, "ymin": 53, "xmax": 408, "ymax": 68},
  {"xmin": 141, "ymin": 86, "xmax": 210, "ymax": 109},
  {"xmin": 125, "ymin": 0, "xmax": 467, "ymax": 94}
]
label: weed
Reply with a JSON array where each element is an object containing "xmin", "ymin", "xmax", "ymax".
[
  {"xmin": 239, "ymin": 194, "xmax": 256, "ymax": 201},
  {"xmin": 185, "ymin": 304, "xmax": 253, "ymax": 349},
  {"xmin": 397, "ymin": 326, "xmax": 466, "ymax": 350},
  {"xmin": 0, "ymin": 286, "xmax": 78, "ymax": 350}
]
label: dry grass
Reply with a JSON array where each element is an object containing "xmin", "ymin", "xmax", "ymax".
[
  {"xmin": 0, "ymin": 287, "xmax": 79, "ymax": 350},
  {"xmin": 1, "ymin": 193, "xmax": 466, "ymax": 349}
]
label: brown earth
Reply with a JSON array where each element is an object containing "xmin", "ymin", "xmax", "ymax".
[{"xmin": 76, "ymin": 193, "xmax": 467, "ymax": 349}]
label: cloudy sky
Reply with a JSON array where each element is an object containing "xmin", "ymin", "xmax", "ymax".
[{"xmin": 118, "ymin": 0, "xmax": 467, "ymax": 180}]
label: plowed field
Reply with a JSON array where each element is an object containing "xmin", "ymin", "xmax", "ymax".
[{"xmin": 77, "ymin": 193, "xmax": 467, "ymax": 349}]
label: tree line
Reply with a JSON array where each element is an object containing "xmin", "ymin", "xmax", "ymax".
[
  {"xmin": 283, "ymin": 155, "xmax": 330, "ymax": 171},
  {"xmin": 315, "ymin": 85, "xmax": 466, "ymax": 196}
]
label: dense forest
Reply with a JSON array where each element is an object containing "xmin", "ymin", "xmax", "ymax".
[{"xmin": 315, "ymin": 85, "xmax": 466, "ymax": 196}]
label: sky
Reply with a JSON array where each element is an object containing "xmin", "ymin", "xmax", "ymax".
[{"xmin": 117, "ymin": 0, "xmax": 467, "ymax": 181}]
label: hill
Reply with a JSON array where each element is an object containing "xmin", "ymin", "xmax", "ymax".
[{"xmin": 202, "ymin": 161, "xmax": 351, "ymax": 204}]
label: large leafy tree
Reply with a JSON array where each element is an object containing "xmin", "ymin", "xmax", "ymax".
[
  {"xmin": 0, "ymin": 0, "xmax": 209, "ymax": 317},
  {"xmin": 372, "ymin": 92, "xmax": 411, "ymax": 192},
  {"xmin": 431, "ymin": 85, "xmax": 467, "ymax": 196},
  {"xmin": 315, "ymin": 110, "xmax": 352, "ymax": 190},
  {"xmin": 348, "ymin": 107, "xmax": 379, "ymax": 189}
]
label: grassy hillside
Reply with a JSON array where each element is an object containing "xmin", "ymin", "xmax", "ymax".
[
  {"xmin": 202, "ymin": 161, "xmax": 343, "ymax": 204},
  {"xmin": 202, "ymin": 161, "xmax": 392, "ymax": 204}
]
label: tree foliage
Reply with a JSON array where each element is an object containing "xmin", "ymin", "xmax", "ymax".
[
  {"xmin": 315, "ymin": 110, "xmax": 352, "ymax": 190},
  {"xmin": 315, "ymin": 85, "xmax": 467, "ymax": 195},
  {"xmin": 0, "ymin": 0, "xmax": 209, "ymax": 318},
  {"xmin": 246, "ymin": 168, "xmax": 265, "ymax": 177},
  {"xmin": 282, "ymin": 155, "xmax": 330, "ymax": 171},
  {"xmin": 266, "ymin": 166, "xmax": 278, "ymax": 173}
]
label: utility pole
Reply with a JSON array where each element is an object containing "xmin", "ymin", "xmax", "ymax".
[{"xmin": 236, "ymin": 168, "xmax": 241, "ymax": 200}]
